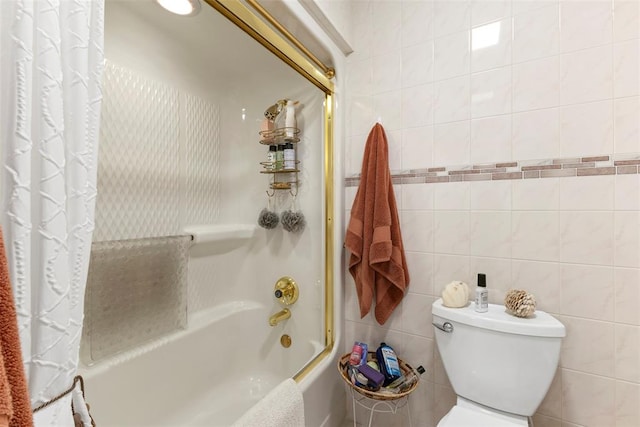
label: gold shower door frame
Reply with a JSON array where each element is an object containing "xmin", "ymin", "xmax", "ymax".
[{"xmin": 203, "ymin": 0, "xmax": 335, "ymax": 382}]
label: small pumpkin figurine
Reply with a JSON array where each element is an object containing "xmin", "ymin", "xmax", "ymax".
[{"xmin": 442, "ymin": 281, "xmax": 470, "ymax": 308}]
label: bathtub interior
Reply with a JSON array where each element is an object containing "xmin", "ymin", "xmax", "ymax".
[
  {"xmin": 81, "ymin": 0, "xmax": 334, "ymax": 422},
  {"xmin": 81, "ymin": 302, "xmax": 323, "ymax": 426}
]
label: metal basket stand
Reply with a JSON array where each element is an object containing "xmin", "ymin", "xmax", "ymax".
[{"xmin": 349, "ymin": 385, "xmax": 413, "ymax": 427}]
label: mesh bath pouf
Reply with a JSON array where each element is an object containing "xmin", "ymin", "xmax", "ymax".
[
  {"xmin": 258, "ymin": 208, "xmax": 279, "ymax": 229},
  {"xmin": 281, "ymin": 209, "xmax": 305, "ymax": 233},
  {"xmin": 258, "ymin": 194, "xmax": 279, "ymax": 229},
  {"xmin": 281, "ymin": 194, "xmax": 305, "ymax": 233}
]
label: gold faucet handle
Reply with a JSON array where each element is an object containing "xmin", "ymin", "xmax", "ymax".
[{"xmin": 274, "ymin": 276, "xmax": 298, "ymax": 305}]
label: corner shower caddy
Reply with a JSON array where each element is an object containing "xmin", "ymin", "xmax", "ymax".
[{"xmin": 259, "ymin": 126, "xmax": 300, "ymax": 195}]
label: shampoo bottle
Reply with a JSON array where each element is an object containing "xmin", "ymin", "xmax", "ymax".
[
  {"xmin": 376, "ymin": 342, "xmax": 402, "ymax": 386},
  {"xmin": 283, "ymin": 143, "xmax": 295, "ymax": 169},
  {"xmin": 475, "ymin": 273, "xmax": 488, "ymax": 313}
]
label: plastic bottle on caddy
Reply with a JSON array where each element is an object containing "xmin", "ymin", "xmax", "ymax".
[
  {"xmin": 283, "ymin": 143, "xmax": 295, "ymax": 170},
  {"xmin": 284, "ymin": 100, "xmax": 297, "ymax": 140},
  {"xmin": 266, "ymin": 145, "xmax": 276, "ymax": 171},
  {"xmin": 275, "ymin": 144, "xmax": 285, "ymax": 171}
]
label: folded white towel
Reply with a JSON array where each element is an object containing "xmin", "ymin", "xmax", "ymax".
[{"xmin": 233, "ymin": 378, "xmax": 304, "ymax": 427}]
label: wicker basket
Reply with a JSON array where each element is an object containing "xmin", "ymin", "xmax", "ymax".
[{"xmin": 337, "ymin": 352, "xmax": 419, "ymax": 401}]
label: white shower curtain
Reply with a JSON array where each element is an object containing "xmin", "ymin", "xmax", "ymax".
[{"xmin": 0, "ymin": 0, "xmax": 104, "ymax": 425}]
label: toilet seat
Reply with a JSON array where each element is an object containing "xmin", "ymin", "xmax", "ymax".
[{"xmin": 437, "ymin": 399, "xmax": 529, "ymax": 427}]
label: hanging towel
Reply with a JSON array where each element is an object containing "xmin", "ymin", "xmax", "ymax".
[
  {"xmin": 233, "ymin": 378, "xmax": 304, "ymax": 427},
  {"xmin": 0, "ymin": 228, "xmax": 33, "ymax": 427},
  {"xmin": 345, "ymin": 123, "xmax": 409, "ymax": 325}
]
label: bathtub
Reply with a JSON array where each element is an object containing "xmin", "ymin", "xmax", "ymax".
[{"xmin": 80, "ymin": 300, "xmax": 325, "ymax": 426}]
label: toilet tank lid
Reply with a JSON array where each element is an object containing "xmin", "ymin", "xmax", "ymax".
[{"xmin": 432, "ymin": 298, "xmax": 566, "ymax": 338}]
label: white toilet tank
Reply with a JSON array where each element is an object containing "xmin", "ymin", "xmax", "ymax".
[{"xmin": 432, "ymin": 298, "xmax": 565, "ymax": 417}]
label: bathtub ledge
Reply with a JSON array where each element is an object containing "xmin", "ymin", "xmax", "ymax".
[{"xmin": 184, "ymin": 224, "xmax": 257, "ymax": 244}]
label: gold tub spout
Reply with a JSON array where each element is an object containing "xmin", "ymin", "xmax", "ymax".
[{"xmin": 269, "ymin": 308, "xmax": 291, "ymax": 326}]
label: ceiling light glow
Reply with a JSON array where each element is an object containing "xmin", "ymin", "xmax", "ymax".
[{"xmin": 155, "ymin": 0, "xmax": 201, "ymax": 16}]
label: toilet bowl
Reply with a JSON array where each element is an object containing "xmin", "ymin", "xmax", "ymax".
[{"xmin": 432, "ymin": 298, "xmax": 565, "ymax": 427}]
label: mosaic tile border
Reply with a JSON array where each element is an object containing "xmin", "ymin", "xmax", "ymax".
[{"xmin": 345, "ymin": 155, "xmax": 640, "ymax": 187}]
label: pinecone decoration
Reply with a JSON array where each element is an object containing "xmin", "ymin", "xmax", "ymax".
[{"xmin": 504, "ymin": 289, "xmax": 537, "ymax": 318}]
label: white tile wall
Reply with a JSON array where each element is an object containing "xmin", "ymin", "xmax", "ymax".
[
  {"xmin": 512, "ymin": 177, "xmax": 560, "ymax": 210},
  {"xmin": 512, "ymin": 4, "xmax": 559, "ymax": 63},
  {"xmin": 512, "ymin": 108, "xmax": 560, "ymax": 160},
  {"xmin": 402, "ymin": 0, "xmax": 434, "ymax": 46},
  {"xmin": 560, "ymin": 264, "xmax": 615, "ymax": 321},
  {"xmin": 511, "ymin": 260, "xmax": 561, "ymax": 313},
  {"xmin": 402, "ymin": 126, "xmax": 434, "ymax": 170},
  {"xmin": 559, "ymin": 211, "xmax": 615, "ymax": 265},
  {"xmin": 469, "ymin": 211, "xmax": 512, "ymax": 258},
  {"xmin": 372, "ymin": 1, "xmax": 401, "ymax": 53},
  {"xmin": 559, "ymin": 176, "xmax": 615, "ymax": 211},
  {"xmin": 434, "ymin": 31, "xmax": 470, "ymax": 80},
  {"xmin": 434, "ymin": 0, "xmax": 471, "ymax": 37},
  {"xmin": 614, "ymin": 39, "xmax": 639, "ymax": 97},
  {"xmin": 559, "ymin": 1, "xmax": 613, "ymax": 53},
  {"xmin": 434, "ymin": 211, "xmax": 470, "ymax": 255},
  {"xmin": 470, "ymin": 115, "xmax": 512, "ymax": 163},
  {"xmin": 512, "ymin": 56, "xmax": 560, "ymax": 112},
  {"xmin": 434, "ymin": 76, "xmax": 470, "ymax": 124},
  {"xmin": 560, "ymin": 100, "xmax": 614, "ymax": 157},
  {"xmin": 401, "ymin": 42, "xmax": 434, "ymax": 88},
  {"xmin": 470, "ymin": 180, "xmax": 511, "ymax": 210},
  {"xmin": 614, "ymin": 96, "xmax": 640, "ymax": 154},
  {"xmin": 470, "ymin": 66, "xmax": 511, "ymax": 118},
  {"xmin": 471, "ymin": 0, "xmax": 510, "ymax": 26},
  {"xmin": 434, "ymin": 181, "xmax": 470, "ymax": 210},
  {"xmin": 560, "ymin": 45, "xmax": 613, "ymax": 105},
  {"xmin": 345, "ymin": 1, "xmax": 640, "ymax": 425},
  {"xmin": 402, "ymin": 83, "xmax": 435, "ymax": 128},
  {"xmin": 512, "ymin": 211, "xmax": 560, "ymax": 261},
  {"xmin": 561, "ymin": 316, "xmax": 616, "ymax": 377},
  {"xmin": 433, "ymin": 121, "xmax": 470, "ymax": 165},
  {"xmin": 614, "ymin": 0, "xmax": 640, "ymax": 42},
  {"xmin": 471, "ymin": 19, "xmax": 512, "ymax": 72},
  {"xmin": 562, "ymin": 369, "xmax": 616, "ymax": 426}
]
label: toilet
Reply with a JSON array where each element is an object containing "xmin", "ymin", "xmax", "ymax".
[{"xmin": 432, "ymin": 298, "xmax": 566, "ymax": 426}]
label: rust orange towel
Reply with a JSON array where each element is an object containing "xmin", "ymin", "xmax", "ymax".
[
  {"xmin": 0, "ymin": 228, "xmax": 33, "ymax": 427},
  {"xmin": 345, "ymin": 123, "xmax": 409, "ymax": 325}
]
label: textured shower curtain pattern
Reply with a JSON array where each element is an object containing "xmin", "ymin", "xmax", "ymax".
[{"xmin": 1, "ymin": 0, "xmax": 104, "ymax": 425}]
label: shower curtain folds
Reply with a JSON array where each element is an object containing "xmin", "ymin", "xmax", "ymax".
[{"xmin": 0, "ymin": 0, "xmax": 105, "ymax": 425}]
